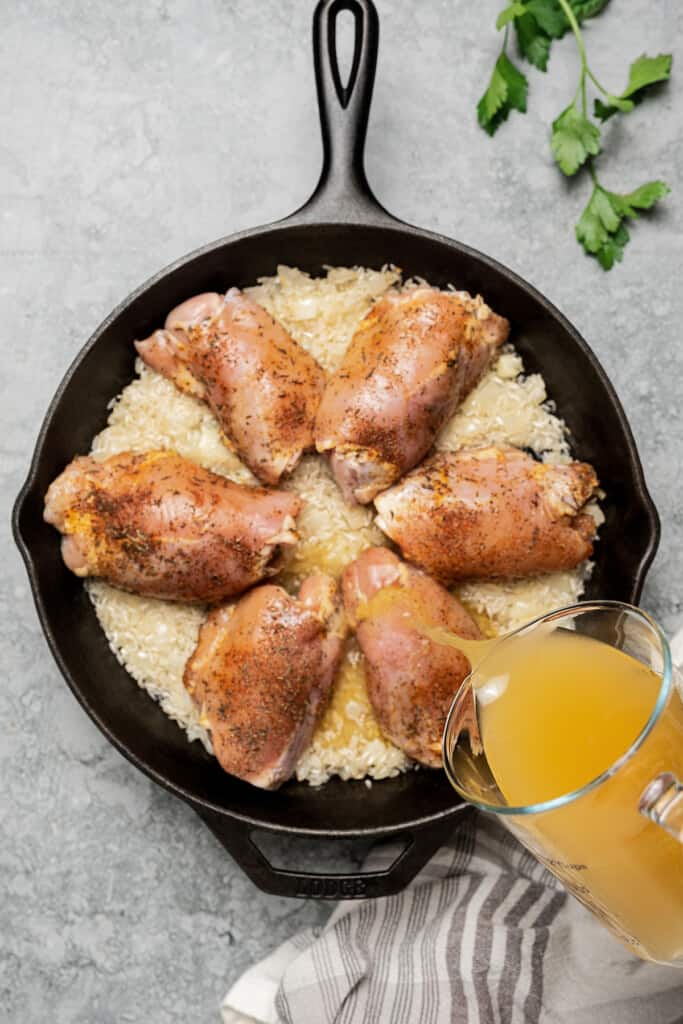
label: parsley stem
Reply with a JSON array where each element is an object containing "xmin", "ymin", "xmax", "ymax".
[
  {"xmin": 556, "ymin": 0, "xmax": 611, "ymax": 99},
  {"xmin": 588, "ymin": 160, "xmax": 599, "ymax": 186},
  {"xmin": 556, "ymin": 0, "xmax": 587, "ymax": 71},
  {"xmin": 586, "ymin": 67, "xmax": 610, "ymax": 97},
  {"xmin": 581, "ymin": 69, "xmax": 587, "ymax": 114},
  {"xmin": 557, "ymin": 0, "xmax": 589, "ymax": 113}
]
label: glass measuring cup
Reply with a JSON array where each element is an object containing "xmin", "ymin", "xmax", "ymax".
[{"xmin": 442, "ymin": 601, "xmax": 683, "ymax": 966}]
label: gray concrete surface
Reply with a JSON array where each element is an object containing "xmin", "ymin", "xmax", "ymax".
[{"xmin": 2, "ymin": 1, "xmax": 681, "ymax": 1020}]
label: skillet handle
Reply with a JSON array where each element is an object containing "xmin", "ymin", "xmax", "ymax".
[
  {"xmin": 195, "ymin": 806, "xmax": 466, "ymax": 900},
  {"xmin": 291, "ymin": 0, "xmax": 394, "ymax": 224}
]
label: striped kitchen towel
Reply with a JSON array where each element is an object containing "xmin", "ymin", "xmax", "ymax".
[{"xmin": 222, "ymin": 811, "xmax": 683, "ymax": 1024}]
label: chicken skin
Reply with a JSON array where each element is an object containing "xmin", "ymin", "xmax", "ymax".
[
  {"xmin": 184, "ymin": 575, "xmax": 346, "ymax": 788},
  {"xmin": 374, "ymin": 446, "xmax": 598, "ymax": 582},
  {"xmin": 342, "ymin": 548, "xmax": 481, "ymax": 767},
  {"xmin": 44, "ymin": 450, "xmax": 301, "ymax": 602},
  {"xmin": 135, "ymin": 289, "xmax": 326, "ymax": 485},
  {"xmin": 314, "ymin": 288, "xmax": 509, "ymax": 504}
]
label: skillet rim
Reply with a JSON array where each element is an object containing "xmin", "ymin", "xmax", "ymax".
[{"xmin": 12, "ymin": 215, "xmax": 661, "ymax": 837}]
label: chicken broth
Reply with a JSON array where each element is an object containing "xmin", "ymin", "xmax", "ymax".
[
  {"xmin": 354, "ymin": 585, "xmax": 493, "ymax": 658},
  {"xmin": 84, "ymin": 266, "xmax": 598, "ymax": 786},
  {"xmin": 472, "ymin": 632, "xmax": 683, "ymax": 962},
  {"xmin": 312, "ymin": 642, "xmax": 383, "ymax": 749}
]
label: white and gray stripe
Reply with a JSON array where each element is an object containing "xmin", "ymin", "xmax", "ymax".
[{"xmin": 224, "ymin": 812, "xmax": 683, "ymax": 1024}]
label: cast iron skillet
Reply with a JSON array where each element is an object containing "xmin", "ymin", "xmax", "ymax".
[{"xmin": 13, "ymin": 0, "xmax": 659, "ymax": 899}]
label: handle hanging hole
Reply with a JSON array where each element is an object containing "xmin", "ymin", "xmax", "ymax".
[{"xmin": 328, "ymin": 1, "xmax": 363, "ymax": 108}]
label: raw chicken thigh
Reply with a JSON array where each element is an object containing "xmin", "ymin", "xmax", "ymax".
[
  {"xmin": 136, "ymin": 289, "xmax": 326, "ymax": 485},
  {"xmin": 44, "ymin": 450, "xmax": 301, "ymax": 602},
  {"xmin": 184, "ymin": 575, "xmax": 346, "ymax": 788},
  {"xmin": 342, "ymin": 548, "xmax": 481, "ymax": 767},
  {"xmin": 315, "ymin": 287, "xmax": 509, "ymax": 503},
  {"xmin": 375, "ymin": 446, "xmax": 598, "ymax": 582}
]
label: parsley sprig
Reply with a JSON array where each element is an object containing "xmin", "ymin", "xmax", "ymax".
[{"xmin": 477, "ymin": 0, "xmax": 672, "ymax": 269}]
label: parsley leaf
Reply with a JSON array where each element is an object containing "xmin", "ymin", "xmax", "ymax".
[
  {"xmin": 576, "ymin": 186, "xmax": 621, "ymax": 253},
  {"xmin": 569, "ymin": 0, "xmax": 611, "ymax": 20},
  {"xmin": 496, "ymin": 3, "xmax": 526, "ymax": 30},
  {"xmin": 515, "ymin": 12, "xmax": 551, "ymax": 72},
  {"xmin": 576, "ymin": 181, "xmax": 669, "ymax": 269},
  {"xmin": 478, "ymin": 2, "xmax": 670, "ymax": 268},
  {"xmin": 494, "ymin": 1, "xmax": 613, "ymax": 79},
  {"xmin": 623, "ymin": 179, "xmax": 671, "ymax": 209},
  {"xmin": 525, "ymin": 0, "xmax": 568, "ymax": 39},
  {"xmin": 594, "ymin": 53, "xmax": 672, "ymax": 119},
  {"xmin": 477, "ymin": 61, "xmax": 509, "ymax": 134},
  {"xmin": 610, "ymin": 180, "xmax": 671, "ymax": 217},
  {"xmin": 596, "ymin": 222, "xmax": 629, "ymax": 270},
  {"xmin": 594, "ymin": 95, "xmax": 634, "ymax": 121},
  {"xmin": 551, "ymin": 103, "xmax": 601, "ymax": 175},
  {"xmin": 477, "ymin": 52, "xmax": 528, "ymax": 136},
  {"xmin": 622, "ymin": 53, "xmax": 673, "ymax": 97}
]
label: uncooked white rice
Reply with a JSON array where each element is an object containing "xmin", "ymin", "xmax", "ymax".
[{"xmin": 87, "ymin": 265, "xmax": 600, "ymax": 786}]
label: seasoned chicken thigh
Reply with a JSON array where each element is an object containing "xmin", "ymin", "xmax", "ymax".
[
  {"xmin": 315, "ymin": 287, "xmax": 509, "ymax": 504},
  {"xmin": 44, "ymin": 450, "xmax": 301, "ymax": 602},
  {"xmin": 343, "ymin": 548, "xmax": 481, "ymax": 767},
  {"xmin": 375, "ymin": 446, "xmax": 598, "ymax": 582},
  {"xmin": 135, "ymin": 289, "xmax": 326, "ymax": 485},
  {"xmin": 184, "ymin": 575, "xmax": 346, "ymax": 789}
]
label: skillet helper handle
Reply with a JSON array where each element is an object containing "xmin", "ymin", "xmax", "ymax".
[
  {"xmin": 295, "ymin": 0, "xmax": 391, "ymax": 223},
  {"xmin": 195, "ymin": 807, "xmax": 465, "ymax": 899},
  {"xmin": 638, "ymin": 630, "xmax": 683, "ymax": 843}
]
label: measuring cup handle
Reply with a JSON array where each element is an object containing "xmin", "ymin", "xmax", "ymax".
[
  {"xmin": 639, "ymin": 625, "xmax": 683, "ymax": 843},
  {"xmin": 639, "ymin": 774, "xmax": 683, "ymax": 843}
]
